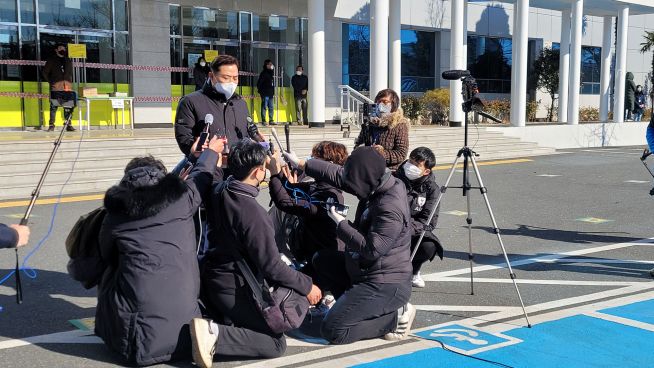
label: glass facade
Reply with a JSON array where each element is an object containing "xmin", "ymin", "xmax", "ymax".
[
  {"xmin": 341, "ymin": 23, "xmax": 436, "ymax": 93},
  {"xmin": 467, "ymin": 35, "xmax": 513, "ymax": 94},
  {"xmin": 551, "ymin": 42, "xmax": 601, "ymax": 95},
  {"xmin": 0, "ymin": 0, "xmax": 130, "ymax": 128}
]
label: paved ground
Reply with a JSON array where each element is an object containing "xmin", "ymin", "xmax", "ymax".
[{"xmin": 1, "ymin": 146, "xmax": 653, "ymax": 367}]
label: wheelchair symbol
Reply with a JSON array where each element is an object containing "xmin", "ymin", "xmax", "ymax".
[{"xmin": 429, "ymin": 328, "xmax": 489, "ymax": 346}]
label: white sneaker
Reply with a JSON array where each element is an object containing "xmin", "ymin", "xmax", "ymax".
[
  {"xmin": 384, "ymin": 303, "xmax": 417, "ymax": 341},
  {"xmin": 411, "ymin": 273, "xmax": 425, "ymax": 288},
  {"xmin": 190, "ymin": 318, "xmax": 217, "ymax": 368}
]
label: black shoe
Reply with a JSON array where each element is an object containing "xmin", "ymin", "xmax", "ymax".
[
  {"xmin": 261, "ymin": 121, "xmax": 268, "ymax": 127},
  {"xmin": 641, "ymin": 149, "xmax": 652, "ymax": 161},
  {"xmin": 66, "ymin": 125, "xmax": 76, "ymax": 132},
  {"xmin": 649, "ymin": 187, "xmax": 654, "ymax": 196},
  {"xmin": 270, "ymin": 121, "xmax": 278, "ymax": 126},
  {"xmin": 47, "ymin": 125, "xmax": 55, "ymax": 132}
]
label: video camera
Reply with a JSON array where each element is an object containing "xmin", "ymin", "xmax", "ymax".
[{"xmin": 360, "ymin": 102, "xmax": 380, "ymax": 146}]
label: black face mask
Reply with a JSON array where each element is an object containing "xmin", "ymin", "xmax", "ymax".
[{"xmin": 57, "ymin": 51, "xmax": 66, "ymax": 57}]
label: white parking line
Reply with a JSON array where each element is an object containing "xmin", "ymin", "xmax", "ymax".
[
  {"xmin": 419, "ymin": 276, "xmax": 646, "ymax": 287},
  {"xmin": 584, "ymin": 311, "xmax": 654, "ymax": 332}
]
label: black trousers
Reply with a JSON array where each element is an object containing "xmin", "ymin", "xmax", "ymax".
[
  {"xmin": 204, "ymin": 287, "xmax": 286, "ymax": 359},
  {"xmin": 48, "ymin": 103, "xmax": 73, "ymax": 126},
  {"xmin": 411, "ymin": 238, "xmax": 440, "ymax": 274},
  {"xmin": 313, "ymin": 249, "xmax": 412, "ymax": 345}
]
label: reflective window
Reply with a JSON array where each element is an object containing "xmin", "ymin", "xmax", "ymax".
[
  {"xmin": 253, "ymin": 15, "xmax": 300, "ymax": 44},
  {"xmin": 467, "ymin": 35, "xmax": 513, "ymax": 94},
  {"xmin": 38, "ymin": 0, "xmax": 112, "ymax": 30},
  {"xmin": 0, "ymin": 0, "xmax": 17, "ymax": 22},
  {"xmin": 580, "ymin": 46, "xmax": 601, "ymax": 95},
  {"xmin": 0, "ymin": 27, "xmax": 19, "ymax": 80},
  {"xmin": 20, "ymin": 0, "xmax": 35, "ymax": 24},
  {"xmin": 20, "ymin": 25, "xmax": 37, "ymax": 80},
  {"xmin": 170, "ymin": 5, "xmax": 180, "ymax": 36},
  {"xmin": 182, "ymin": 7, "xmax": 238, "ymax": 39},
  {"xmin": 240, "ymin": 12, "xmax": 251, "ymax": 41},
  {"xmin": 114, "ymin": 32, "xmax": 129, "ymax": 83},
  {"xmin": 342, "ymin": 24, "xmax": 435, "ymax": 93},
  {"xmin": 115, "ymin": 0, "xmax": 128, "ymax": 32}
]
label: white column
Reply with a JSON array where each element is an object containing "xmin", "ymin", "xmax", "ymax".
[
  {"xmin": 567, "ymin": 0, "xmax": 583, "ymax": 125},
  {"xmin": 510, "ymin": 0, "xmax": 529, "ymax": 127},
  {"xmin": 558, "ymin": 9, "xmax": 571, "ymax": 123},
  {"xmin": 449, "ymin": 0, "xmax": 465, "ymax": 126},
  {"xmin": 389, "ymin": 0, "xmax": 402, "ymax": 99},
  {"xmin": 614, "ymin": 6, "xmax": 629, "ymax": 123},
  {"xmin": 599, "ymin": 16, "xmax": 613, "ymax": 122},
  {"xmin": 308, "ymin": 0, "xmax": 325, "ymax": 127},
  {"xmin": 370, "ymin": 0, "xmax": 389, "ymax": 98}
]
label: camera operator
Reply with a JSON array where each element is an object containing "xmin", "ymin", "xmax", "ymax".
[
  {"xmin": 283, "ymin": 147, "xmax": 416, "ymax": 344},
  {"xmin": 0, "ymin": 223, "xmax": 30, "ymax": 249},
  {"xmin": 175, "ymin": 55, "xmax": 254, "ymax": 157},
  {"xmin": 395, "ymin": 147, "xmax": 444, "ymax": 288},
  {"xmin": 267, "ymin": 141, "xmax": 348, "ymax": 276},
  {"xmin": 191, "ymin": 140, "xmax": 321, "ymax": 367},
  {"xmin": 94, "ymin": 136, "xmax": 224, "ymax": 366},
  {"xmin": 355, "ymin": 89, "xmax": 409, "ymax": 170}
]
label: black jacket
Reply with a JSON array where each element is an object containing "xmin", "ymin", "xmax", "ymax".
[
  {"xmin": 304, "ymin": 158, "xmax": 413, "ymax": 284},
  {"xmin": 174, "ymin": 83, "xmax": 250, "ymax": 155},
  {"xmin": 42, "ymin": 55, "xmax": 73, "ymax": 85},
  {"xmin": 95, "ymin": 150, "xmax": 218, "ymax": 366},
  {"xmin": 269, "ymin": 174, "xmax": 345, "ymax": 260},
  {"xmin": 395, "ymin": 162, "xmax": 444, "ymax": 259},
  {"xmin": 0, "ymin": 224, "xmax": 17, "ymax": 249},
  {"xmin": 193, "ymin": 63, "xmax": 210, "ymax": 91},
  {"xmin": 202, "ymin": 178, "xmax": 313, "ymax": 301},
  {"xmin": 257, "ymin": 69, "xmax": 275, "ymax": 97},
  {"xmin": 291, "ymin": 74, "xmax": 308, "ymax": 98}
]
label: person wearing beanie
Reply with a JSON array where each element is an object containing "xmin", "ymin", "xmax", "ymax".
[{"xmin": 283, "ymin": 147, "xmax": 417, "ymax": 344}]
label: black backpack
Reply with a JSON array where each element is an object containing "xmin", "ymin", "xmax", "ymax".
[{"xmin": 65, "ymin": 207, "xmax": 107, "ymax": 289}]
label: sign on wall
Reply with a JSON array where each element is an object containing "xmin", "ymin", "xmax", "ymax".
[
  {"xmin": 204, "ymin": 50, "xmax": 219, "ymax": 63},
  {"xmin": 67, "ymin": 43, "xmax": 87, "ymax": 59}
]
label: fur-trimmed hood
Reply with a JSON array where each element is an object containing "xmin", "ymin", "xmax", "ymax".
[
  {"xmin": 103, "ymin": 173, "xmax": 188, "ymax": 219},
  {"xmin": 374, "ymin": 108, "xmax": 409, "ymax": 130}
]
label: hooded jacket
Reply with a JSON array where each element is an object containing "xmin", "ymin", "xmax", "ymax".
[
  {"xmin": 95, "ymin": 150, "xmax": 218, "ymax": 366},
  {"xmin": 269, "ymin": 174, "xmax": 346, "ymax": 260},
  {"xmin": 174, "ymin": 83, "xmax": 250, "ymax": 155},
  {"xmin": 625, "ymin": 72, "xmax": 637, "ymax": 111},
  {"xmin": 257, "ymin": 68, "xmax": 275, "ymax": 97},
  {"xmin": 193, "ymin": 63, "xmax": 210, "ymax": 91},
  {"xmin": 0, "ymin": 224, "xmax": 18, "ymax": 249},
  {"xmin": 304, "ymin": 147, "xmax": 413, "ymax": 284},
  {"xmin": 355, "ymin": 109, "xmax": 409, "ymax": 170},
  {"xmin": 42, "ymin": 54, "xmax": 73, "ymax": 91},
  {"xmin": 395, "ymin": 162, "xmax": 444, "ymax": 260},
  {"xmin": 202, "ymin": 177, "xmax": 313, "ymax": 302}
]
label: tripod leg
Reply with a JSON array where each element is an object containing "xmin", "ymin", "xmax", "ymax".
[
  {"xmin": 641, "ymin": 158, "xmax": 654, "ymax": 179},
  {"xmin": 410, "ymin": 153, "xmax": 463, "ymax": 262},
  {"xmin": 469, "ymin": 155, "xmax": 532, "ymax": 328},
  {"xmin": 466, "ymin": 182, "xmax": 474, "ymax": 295}
]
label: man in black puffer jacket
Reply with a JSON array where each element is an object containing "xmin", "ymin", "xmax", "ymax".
[
  {"xmin": 174, "ymin": 55, "xmax": 251, "ymax": 156},
  {"xmin": 394, "ymin": 147, "xmax": 444, "ymax": 289},
  {"xmin": 95, "ymin": 137, "xmax": 223, "ymax": 366},
  {"xmin": 284, "ymin": 147, "xmax": 416, "ymax": 344}
]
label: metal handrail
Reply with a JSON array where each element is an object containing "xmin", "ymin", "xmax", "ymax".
[{"xmin": 338, "ymin": 84, "xmax": 373, "ymax": 129}]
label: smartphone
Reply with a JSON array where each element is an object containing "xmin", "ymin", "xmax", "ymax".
[
  {"xmin": 328, "ymin": 203, "xmax": 349, "ymax": 216},
  {"xmin": 196, "ymin": 132, "xmax": 209, "ymax": 152}
]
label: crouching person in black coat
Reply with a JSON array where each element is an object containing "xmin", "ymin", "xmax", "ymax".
[
  {"xmin": 283, "ymin": 147, "xmax": 416, "ymax": 344},
  {"xmin": 190, "ymin": 140, "xmax": 322, "ymax": 368},
  {"xmin": 95, "ymin": 137, "xmax": 224, "ymax": 366},
  {"xmin": 395, "ymin": 147, "xmax": 444, "ymax": 288}
]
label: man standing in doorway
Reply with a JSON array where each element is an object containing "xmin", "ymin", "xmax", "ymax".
[
  {"xmin": 291, "ymin": 65, "xmax": 308, "ymax": 126},
  {"xmin": 42, "ymin": 44, "xmax": 75, "ymax": 132},
  {"xmin": 257, "ymin": 59, "xmax": 276, "ymax": 126}
]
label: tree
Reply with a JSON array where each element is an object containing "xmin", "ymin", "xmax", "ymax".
[
  {"xmin": 531, "ymin": 47, "xmax": 560, "ymax": 121},
  {"xmin": 640, "ymin": 31, "xmax": 654, "ymax": 86}
]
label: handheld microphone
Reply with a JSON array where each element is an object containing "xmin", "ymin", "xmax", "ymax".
[
  {"xmin": 247, "ymin": 117, "xmax": 265, "ymax": 142},
  {"xmin": 284, "ymin": 124, "xmax": 291, "ymax": 152},
  {"xmin": 270, "ymin": 128, "xmax": 285, "ymax": 152},
  {"xmin": 442, "ymin": 70, "xmax": 471, "ymax": 80},
  {"xmin": 196, "ymin": 113, "xmax": 213, "ymax": 152}
]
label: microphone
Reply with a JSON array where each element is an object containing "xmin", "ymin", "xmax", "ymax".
[
  {"xmin": 247, "ymin": 117, "xmax": 265, "ymax": 142},
  {"xmin": 204, "ymin": 113, "xmax": 214, "ymax": 129},
  {"xmin": 284, "ymin": 124, "xmax": 291, "ymax": 152},
  {"xmin": 270, "ymin": 128, "xmax": 285, "ymax": 152},
  {"xmin": 442, "ymin": 70, "xmax": 471, "ymax": 80}
]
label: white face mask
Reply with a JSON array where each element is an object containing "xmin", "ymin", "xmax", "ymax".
[
  {"xmin": 215, "ymin": 81, "xmax": 238, "ymax": 99},
  {"xmin": 296, "ymin": 71, "xmax": 303, "ymax": 76},
  {"xmin": 404, "ymin": 162, "xmax": 424, "ymax": 181},
  {"xmin": 200, "ymin": 61, "xmax": 206, "ymax": 67},
  {"xmin": 268, "ymin": 64, "xmax": 274, "ymax": 70},
  {"xmin": 377, "ymin": 103, "xmax": 392, "ymax": 115}
]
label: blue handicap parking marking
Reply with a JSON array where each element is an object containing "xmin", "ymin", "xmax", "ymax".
[
  {"xmin": 413, "ymin": 323, "xmax": 520, "ymax": 354},
  {"xmin": 353, "ymin": 309, "xmax": 654, "ymax": 368},
  {"xmin": 600, "ymin": 299, "xmax": 654, "ymax": 325}
]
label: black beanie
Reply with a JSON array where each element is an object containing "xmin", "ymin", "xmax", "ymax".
[{"xmin": 342, "ymin": 147, "xmax": 387, "ymax": 199}]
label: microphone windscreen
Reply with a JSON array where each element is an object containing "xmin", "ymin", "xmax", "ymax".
[
  {"xmin": 205, "ymin": 113, "xmax": 214, "ymax": 125},
  {"xmin": 441, "ymin": 70, "xmax": 471, "ymax": 80}
]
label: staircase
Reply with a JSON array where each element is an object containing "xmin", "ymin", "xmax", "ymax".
[{"xmin": 0, "ymin": 126, "xmax": 555, "ymax": 200}]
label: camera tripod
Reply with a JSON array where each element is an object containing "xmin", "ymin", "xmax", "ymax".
[{"xmin": 410, "ymin": 74, "xmax": 532, "ymax": 327}]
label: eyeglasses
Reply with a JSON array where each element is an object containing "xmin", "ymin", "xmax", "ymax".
[{"xmin": 217, "ymin": 74, "xmax": 239, "ymax": 82}]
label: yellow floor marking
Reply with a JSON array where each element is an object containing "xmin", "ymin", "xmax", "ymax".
[{"xmin": 0, "ymin": 194, "xmax": 104, "ymax": 209}]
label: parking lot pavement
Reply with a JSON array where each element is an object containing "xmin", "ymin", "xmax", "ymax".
[{"xmin": 1, "ymin": 147, "xmax": 653, "ymax": 367}]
